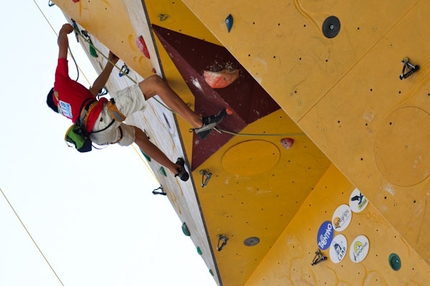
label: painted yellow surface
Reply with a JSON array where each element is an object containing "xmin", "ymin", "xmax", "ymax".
[
  {"xmin": 56, "ymin": 0, "xmax": 155, "ymax": 78},
  {"xmin": 245, "ymin": 165, "xmax": 430, "ymax": 285},
  {"xmin": 56, "ymin": 0, "xmax": 430, "ymax": 285},
  {"xmin": 195, "ymin": 109, "xmax": 331, "ymax": 286}
]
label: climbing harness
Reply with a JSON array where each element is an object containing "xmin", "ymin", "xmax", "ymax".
[{"xmin": 400, "ymin": 57, "xmax": 419, "ymax": 80}]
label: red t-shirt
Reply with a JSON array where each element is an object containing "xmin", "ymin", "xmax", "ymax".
[{"xmin": 53, "ymin": 58, "xmax": 107, "ymax": 132}]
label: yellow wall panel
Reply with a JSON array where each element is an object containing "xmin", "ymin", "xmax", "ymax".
[
  {"xmin": 298, "ymin": 1, "xmax": 430, "ymax": 263},
  {"xmin": 183, "ymin": 0, "xmax": 419, "ymax": 121},
  {"xmin": 245, "ymin": 164, "xmax": 430, "ymax": 285}
]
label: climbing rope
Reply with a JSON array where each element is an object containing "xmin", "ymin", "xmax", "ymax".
[
  {"xmin": 0, "ymin": 187, "xmax": 65, "ymax": 286},
  {"xmin": 212, "ymin": 127, "xmax": 306, "ymax": 137}
]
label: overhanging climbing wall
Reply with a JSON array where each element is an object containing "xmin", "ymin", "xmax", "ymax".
[
  {"xmin": 245, "ymin": 165, "xmax": 430, "ymax": 285},
  {"xmin": 53, "ymin": 0, "xmax": 430, "ymax": 284},
  {"xmin": 184, "ymin": 0, "xmax": 430, "ymax": 273}
]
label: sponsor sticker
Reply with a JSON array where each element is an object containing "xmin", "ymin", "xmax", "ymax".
[
  {"xmin": 332, "ymin": 204, "xmax": 352, "ymax": 232},
  {"xmin": 349, "ymin": 235, "xmax": 369, "ymax": 263},
  {"xmin": 317, "ymin": 221, "xmax": 334, "ymax": 250},
  {"xmin": 329, "ymin": 234, "xmax": 347, "ymax": 263},
  {"xmin": 349, "ymin": 188, "xmax": 369, "ymax": 213}
]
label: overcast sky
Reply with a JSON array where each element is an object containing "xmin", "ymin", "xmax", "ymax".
[{"xmin": 0, "ymin": 1, "xmax": 216, "ymax": 285}]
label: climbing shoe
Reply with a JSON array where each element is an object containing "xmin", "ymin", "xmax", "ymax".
[
  {"xmin": 194, "ymin": 108, "xmax": 227, "ymax": 139},
  {"xmin": 175, "ymin": 157, "xmax": 189, "ymax": 182}
]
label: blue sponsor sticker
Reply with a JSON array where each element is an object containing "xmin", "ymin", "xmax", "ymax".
[{"xmin": 317, "ymin": 221, "xmax": 334, "ymax": 250}]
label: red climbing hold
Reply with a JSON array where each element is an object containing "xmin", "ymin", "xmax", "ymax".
[
  {"xmin": 136, "ymin": 35, "xmax": 150, "ymax": 59},
  {"xmin": 203, "ymin": 69, "xmax": 239, "ymax": 89},
  {"xmin": 280, "ymin": 138, "xmax": 294, "ymax": 150}
]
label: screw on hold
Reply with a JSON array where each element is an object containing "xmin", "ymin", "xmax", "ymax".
[
  {"xmin": 225, "ymin": 14, "xmax": 234, "ymax": 33},
  {"xmin": 119, "ymin": 64, "xmax": 130, "ymax": 77},
  {"xmin": 158, "ymin": 14, "xmax": 169, "ymax": 21},
  {"xmin": 400, "ymin": 57, "xmax": 419, "ymax": 80},
  {"xmin": 311, "ymin": 249, "xmax": 327, "ymax": 266},
  {"xmin": 152, "ymin": 185, "xmax": 166, "ymax": 196},
  {"xmin": 216, "ymin": 234, "xmax": 229, "ymax": 251},
  {"xmin": 199, "ymin": 169, "xmax": 212, "ymax": 188}
]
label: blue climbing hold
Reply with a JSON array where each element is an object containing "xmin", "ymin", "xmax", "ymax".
[{"xmin": 225, "ymin": 14, "xmax": 233, "ymax": 33}]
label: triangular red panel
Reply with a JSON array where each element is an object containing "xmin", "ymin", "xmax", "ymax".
[{"xmin": 152, "ymin": 25, "xmax": 280, "ymax": 170}]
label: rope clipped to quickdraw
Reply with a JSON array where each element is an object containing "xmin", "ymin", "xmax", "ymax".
[
  {"xmin": 80, "ymin": 30, "xmax": 98, "ymax": 58},
  {"xmin": 119, "ymin": 64, "xmax": 130, "ymax": 77}
]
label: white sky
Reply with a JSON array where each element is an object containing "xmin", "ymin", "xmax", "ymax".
[{"xmin": 0, "ymin": 2, "xmax": 216, "ymax": 285}]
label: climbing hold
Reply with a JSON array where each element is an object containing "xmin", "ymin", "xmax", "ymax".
[
  {"xmin": 322, "ymin": 16, "xmax": 341, "ymax": 38},
  {"xmin": 209, "ymin": 269, "xmax": 214, "ymax": 276},
  {"xmin": 159, "ymin": 166, "xmax": 167, "ymax": 177},
  {"xmin": 244, "ymin": 236, "xmax": 260, "ymax": 247},
  {"xmin": 204, "ymin": 69, "xmax": 239, "ymax": 88},
  {"xmin": 48, "ymin": 0, "xmax": 55, "ymax": 7},
  {"xmin": 181, "ymin": 222, "xmax": 191, "ymax": 236},
  {"xmin": 389, "ymin": 253, "xmax": 401, "ymax": 271},
  {"xmin": 225, "ymin": 14, "xmax": 234, "ymax": 33},
  {"xmin": 139, "ymin": 149, "xmax": 151, "ymax": 162},
  {"xmin": 72, "ymin": 0, "xmax": 80, "ymax": 2},
  {"xmin": 158, "ymin": 14, "xmax": 169, "ymax": 21},
  {"xmin": 136, "ymin": 35, "xmax": 150, "ymax": 59},
  {"xmin": 119, "ymin": 64, "xmax": 130, "ymax": 77},
  {"xmin": 196, "ymin": 247, "xmax": 202, "ymax": 255},
  {"xmin": 280, "ymin": 138, "xmax": 294, "ymax": 149}
]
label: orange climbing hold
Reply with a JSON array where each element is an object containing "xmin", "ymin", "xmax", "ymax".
[
  {"xmin": 280, "ymin": 138, "xmax": 294, "ymax": 150},
  {"xmin": 203, "ymin": 69, "xmax": 239, "ymax": 89}
]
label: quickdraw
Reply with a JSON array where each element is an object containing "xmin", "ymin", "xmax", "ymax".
[
  {"xmin": 119, "ymin": 64, "xmax": 130, "ymax": 77},
  {"xmin": 199, "ymin": 169, "xmax": 212, "ymax": 188},
  {"xmin": 216, "ymin": 234, "xmax": 229, "ymax": 251},
  {"xmin": 311, "ymin": 249, "xmax": 327, "ymax": 266},
  {"xmin": 152, "ymin": 186, "xmax": 166, "ymax": 196},
  {"xmin": 400, "ymin": 57, "xmax": 419, "ymax": 80}
]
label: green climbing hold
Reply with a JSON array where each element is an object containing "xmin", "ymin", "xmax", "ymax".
[
  {"xmin": 197, "ymin": 247, "xmax": 202, "ymax": 255},
  {"xmin": 159, "ymin": 166, "xmax": 167, "ymax": 177},
  {"xmin": 209, "ymin": 269, "xmax": 214, "ymax": 276},
  {"xmin": 181, "ymin": 222, "xmax": 190, "ymax": 236},
  {"xmin": 89, "ymin": 40, "xmax": 98, "ymax": 58},
  {"xmin": 140, "ymin": 149, "xmax": 151, "ymax": 162},
  {"xmin": 389, "ymin": 253, "xmax": 401, "ymax": 271}
]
